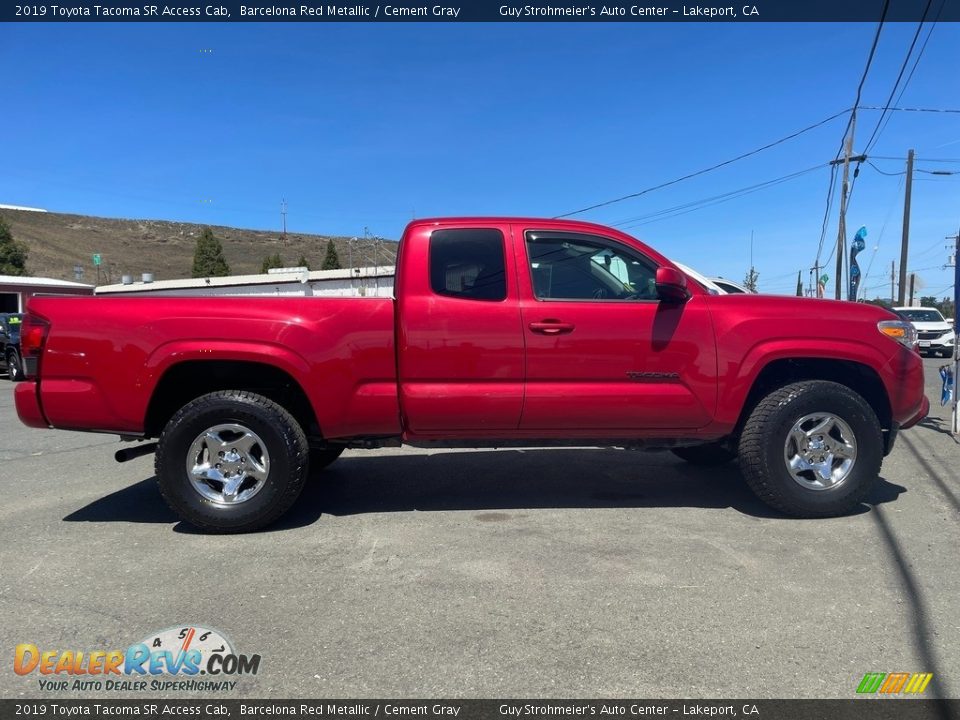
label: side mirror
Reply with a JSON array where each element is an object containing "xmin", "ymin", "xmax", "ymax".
[{"xmin": 655, "ymin": 266, "xmax": 691, "ymax": 303}]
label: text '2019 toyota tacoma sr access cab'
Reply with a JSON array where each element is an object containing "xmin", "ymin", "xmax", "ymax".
[{"xmin": 15, "ymin": 218, "xmax": 928, "ymax": 531}]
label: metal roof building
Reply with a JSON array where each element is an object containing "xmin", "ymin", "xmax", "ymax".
[{"xmin": 0, "ymin": 275, "xmax": 95, "ymax": 312}]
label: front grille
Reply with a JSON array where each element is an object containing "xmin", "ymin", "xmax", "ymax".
[{"xmin": 918, "ymin": 330, "xmax": 950, "ymax": 340}]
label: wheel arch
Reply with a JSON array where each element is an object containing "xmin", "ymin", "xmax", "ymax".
[
  {"xmin": 144, "ymin": 360, "xmax": 320, "ymax": 441},
  {"xmin": 735, "ymin": 358, "xmax": 892, "ymax": 436}
]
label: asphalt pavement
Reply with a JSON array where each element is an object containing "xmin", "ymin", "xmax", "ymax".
[{"xmin": 0, "ymin": 359, "xmax": 957, "ymax": 699}]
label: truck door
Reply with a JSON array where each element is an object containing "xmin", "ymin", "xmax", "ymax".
[
  {"xmin": 516, "ymin": 227, "xmax": 717, "ymax": 431},
  {"xmin": 397, "ymin": 223, "xmax": 525, "ymax": 433}
]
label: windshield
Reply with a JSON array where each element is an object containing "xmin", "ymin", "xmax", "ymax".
[{"xmin": 897, "ymin": 309, "xmax": 945, "ymax": 323}]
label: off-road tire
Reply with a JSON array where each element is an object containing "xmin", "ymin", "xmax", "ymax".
[
  {"xmin": 738, "ymin": 380, "xmax": 883, "ymax": 518},
  {"xmin": 671, "ymin": 442, "xmax": 737, "ymax": 466},
  {"xmin": 156, "ymin": 390, "xmax": 309, "ymax": 533}
]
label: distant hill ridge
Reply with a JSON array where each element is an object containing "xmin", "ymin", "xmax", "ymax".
[{"xmin": 0, "ymin": 208, "xmax": 397, "ymax": 283}]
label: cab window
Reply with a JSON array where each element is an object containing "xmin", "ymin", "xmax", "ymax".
[
  {"xmin": 429, "ymin": 228, "xmax": 507, "ymax": 301},
  {"xmin": 525, "ymin": 232, "xmax": 657, "ymax": 301}
]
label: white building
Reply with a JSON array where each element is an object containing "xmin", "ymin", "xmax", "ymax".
[
  {"xmin": 96, "ymin": 265, "xmax": 396, "ymax": 298},
  {"xmin": 0, "ymin": 275, "xmax": 95, "ymax": 312}
]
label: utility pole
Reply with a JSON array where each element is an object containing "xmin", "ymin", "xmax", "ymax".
[
  {"xmin": 890, "ymin": 260, "xmax": 895, "ymax": 305},
  {"xmin": 280, "ymin": 199, "xmax": 288, "ymax": 238},
  {"xmin": 830, "ymin": 135, "xmax": 866, "ymax": 299},
  {"xmin": 909, "ymin": 273, "xmax": 916, "ymax": 306},
  {"xmin": 897, "ymin": 149, "xmax": 915, "ymax": 305},
  {"xmin": 834, "ymin": 116, "xmax": 857, "ymax": 300},
  {"xmin": 949, "ymin": 227, "xmax": 960, "ymax": 435}
]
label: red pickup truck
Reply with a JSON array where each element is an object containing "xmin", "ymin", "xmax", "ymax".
[{"xmin": 16, "ymin": 217, "xmax": 928, "ymax": 532}]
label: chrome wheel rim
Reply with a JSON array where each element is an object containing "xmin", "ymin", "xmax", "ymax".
[
  {"xmin": 185, "ymin": 423, "xmax": 270, "ymax": 505},
  {"xmin": 783, "ymin": 412, "xmax": 857, "ymax": 491}
]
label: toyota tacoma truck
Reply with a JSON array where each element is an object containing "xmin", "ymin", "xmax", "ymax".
[{"xmin": 15, "ymin": 217, "xmax": 928, "ymax": 532}]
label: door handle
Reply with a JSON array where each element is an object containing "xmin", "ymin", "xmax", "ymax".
[{"xmin": 529, "ymin": 321, "xmax": 575, "ymax": 335}]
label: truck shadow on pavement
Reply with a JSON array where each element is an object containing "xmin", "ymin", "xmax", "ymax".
[{"xmin": 63, "ymin": 448, "xmax": 907, "ymax": 532}]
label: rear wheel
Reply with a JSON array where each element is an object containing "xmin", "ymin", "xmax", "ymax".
[
  {"xmin": 156, "ymin": 390, "xmax": 309, "ymax": 533},
  {"xmin": 672, "ymin": 442, "xmax": 737, "ymax": 466},
  {"xmin": 738, "ymin": 380, "xmax": 882, "ymax": 518}
]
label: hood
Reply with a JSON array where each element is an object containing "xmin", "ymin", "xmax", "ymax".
[{"xmin": 908, "ymin": 321, "xmax": 952, "ymax": 331}]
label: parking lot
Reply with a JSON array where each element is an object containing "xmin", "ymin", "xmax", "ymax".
[{"xmin": 1, "ymin": 358, "xmax": 958, "ymax": 699}]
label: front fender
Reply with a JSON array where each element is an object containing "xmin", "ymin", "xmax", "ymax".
[{"xmin": 714, "ymin": 337, "xmax": 895, "ymax": 427}]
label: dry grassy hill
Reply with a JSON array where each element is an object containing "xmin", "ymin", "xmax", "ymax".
[{"xmin": 1, "ymin": 209, "xmax": 397, "ymax": 283}]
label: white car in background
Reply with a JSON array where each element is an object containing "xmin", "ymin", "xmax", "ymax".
[
  {"xmin": 893, "ymin": 306, "xmax": 956, "ymax": 358},
  {"xmin": 710, "ymin": 277, "xmax": 753, "ymax": 294},
  {"xmin": 673, "ymin": 263, "xmax": 756, "ymax": 295}
]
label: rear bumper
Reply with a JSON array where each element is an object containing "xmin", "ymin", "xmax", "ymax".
[{"xmin": 15, "ymin": 381, "xmax": 49, "ymax": 428}]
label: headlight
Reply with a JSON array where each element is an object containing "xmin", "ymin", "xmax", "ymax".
[{"xmin": 878, "ymin": 320, "xmax": 918, "ymax": 349}]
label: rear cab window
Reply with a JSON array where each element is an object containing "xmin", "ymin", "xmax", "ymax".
[{"xmin": 429, "ymin": 228, "xmax": 507, "ymax": 301}]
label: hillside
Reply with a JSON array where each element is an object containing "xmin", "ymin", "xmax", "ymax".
[{"xmin": 0, "ymin": 209, "xmax": 397, "ymax": 283}]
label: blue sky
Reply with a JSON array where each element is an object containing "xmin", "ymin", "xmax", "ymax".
[{"xmin": 1, "ymin": 22, "xmax": 958, "ymax": 296}]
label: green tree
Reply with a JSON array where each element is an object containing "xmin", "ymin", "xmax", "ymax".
[
  {"xmin": 743, "ymin": 267, "xmax": 759, "ymax": 293},
  {"xmin": 297, "ymin": 254, "xmax": 311, "ymax": 270},
  {"xmin": 191, "ymin": 227, "xmax": 230, "ymax": 278},
  {"xmin": 261, "ymin": 252, "xmax": 284, "ymax": 273},
  {"xmin": 0, "ymin": 215, "xmax": 28, "ymax": 276},
  {"xmin": 321, "ymin": 240, "xmax": 342, "ymax": 270},
  {"xmin": 795, "ymin": 271, "xmax": 803, "ymax": 297}
]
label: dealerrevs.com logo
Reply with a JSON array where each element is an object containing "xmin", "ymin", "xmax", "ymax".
[{"xmin": 14, "ymin": 626, "xmax": 260, "ymax": 692}]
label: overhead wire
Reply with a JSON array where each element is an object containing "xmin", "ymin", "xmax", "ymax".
[
  {"xmin": 862, "ymin": 0, "xmax": 948, "ymax": 149},
  {"xmin": 814, "ymin": 0, "xmax": 890, "ymax": 274},
  {"xmin": 613, "ymin": 164, "xmax": 827, "ymax": 230},
  {"xmin": 861, "ymin": 0, "xmax": 936, "ymax": 154},
  {"xmin": 554, "ymin": 110, "xmax": 849, "ymax": 219}
]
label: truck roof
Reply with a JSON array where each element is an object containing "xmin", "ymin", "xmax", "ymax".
[{"xmin": 407, "ymin": 216, "xmax": 639, "ymax": 235}]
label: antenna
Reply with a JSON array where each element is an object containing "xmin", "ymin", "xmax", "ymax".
[{"xmin": 280, "ymin": 199, "xmax": 288, "ymax": 238}]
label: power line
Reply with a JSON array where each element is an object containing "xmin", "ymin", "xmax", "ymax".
[
  {"xmin": 861, "ymin": 0, "xmax": 947, "ymax": 146},
  {"xmin": 858, "ymin": 105, "xmax": 960, "ymax": 114},
  {"xmin": 861, "ymin": 0, "xmax": 936, "ymax": 154},
  {"xmin": 867, "ymin": 160, "xmax": 905, "ymax": 176},
  {"xmin": 860, "ymin": 174, "xmax": 903, "ymax": 294},
  {"xmin": 614, "ymin": 164, "xmax": 827, "ymax": 230},
  {"xmin": 867, "ymin": 160, "xmax": 960, "ymax": 176},
  {"xmin": 831, "ymin": 0, "xmax": 890, "ymax": 161},
  {"xmin": 871, "ymin": 156, "xmax": 960, "ymax": 163},
  {"xmin": 813, "ymin": 163, "xmax": 839, "ymax": 267},
  {"xmin": 554, "ymin": 110, "xmax": 849, "ymax": 219},
  {"xmin": 820, "ymin": 4, "xmax": 890, "ymax": 294}
]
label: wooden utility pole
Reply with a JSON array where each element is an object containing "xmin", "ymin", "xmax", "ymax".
[
  {"xmin": 835, "ymin": 128, "xmax": 855, "ymax": 299},
  {"xmin": 909, "ymin": 273, "xmax": 916, "ymax": 306},
  {"xmin": 897, "ymin": 149, "xmax": 915, "ymax": 305},
  {"xmin": 830, "ymin": 114, "xmax": 865, "ymax": 300}
]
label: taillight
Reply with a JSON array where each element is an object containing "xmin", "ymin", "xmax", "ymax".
[{"xmin": 20, "ymin": 313, "xmax": 51, "ymax": 379}]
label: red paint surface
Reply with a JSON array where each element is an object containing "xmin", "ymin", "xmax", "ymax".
[{"xmin": 17, "ymin": 217, "xmax": 926, "ymax": 441}]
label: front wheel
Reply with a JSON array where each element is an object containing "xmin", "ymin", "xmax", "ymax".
[
  {"xmin": 738, "ymin": 380, "xmax": 882, "ymax": 518},
  {"xmin": 156, "ymin": 390, "xmax": 309, "ymax": 533},
  {"xmin": 7, "ymin": 350, "xmax": 24, "ymax": 382}
]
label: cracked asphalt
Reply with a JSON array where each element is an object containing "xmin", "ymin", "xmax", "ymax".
[{"xmin": 1, "ymin": 358, "xmax": 958, "ymax": 699}]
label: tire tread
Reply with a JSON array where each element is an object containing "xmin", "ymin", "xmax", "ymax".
[
  {"xmin": 155, "ymin": 389, "xmax": 308, "ymax": 533},
  {"xmin": 738, "ymin": 380, "xmax": 882, "ymax": 518}
]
